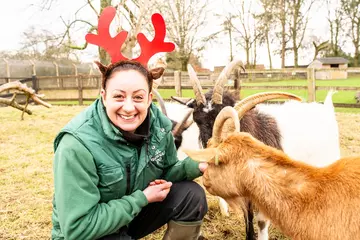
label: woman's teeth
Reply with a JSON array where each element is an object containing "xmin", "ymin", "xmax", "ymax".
[{"xmin": 120, "ymin": 114, "xmax": 135, "ymax": 120}]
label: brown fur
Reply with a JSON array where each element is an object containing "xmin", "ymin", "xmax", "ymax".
[{"xmin": 185, "ymin": 132, "xmax": 360, "ymax": 240}]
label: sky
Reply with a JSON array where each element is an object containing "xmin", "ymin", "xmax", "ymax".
[{"xmin": 0, "ymin": 0, "xmax": 337, "ymax": 70}]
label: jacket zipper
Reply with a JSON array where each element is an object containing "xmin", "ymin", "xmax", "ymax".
[{"xmin": 126, "ymin": 163, "xmax": 131, "ymax": 195}]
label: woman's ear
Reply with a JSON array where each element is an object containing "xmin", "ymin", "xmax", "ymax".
[
  {"xmin": 149, "ymin": 67, "xmax": 165, "ymax": 80},
  {"xmin": 147, "ymin": 91, "xmax": 153, "ymax": 106},
  {"xmin": 94, "ymin": 61, "xmax": 108, "ymax": 75},
  {"xmin": 100, "ymin": 89, "xmax": 107, "ymax": 107}
]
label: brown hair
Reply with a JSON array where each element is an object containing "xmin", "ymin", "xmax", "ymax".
[{"xmin": 95, "ymin": 60, "xmax": 165, "ymax": 91}]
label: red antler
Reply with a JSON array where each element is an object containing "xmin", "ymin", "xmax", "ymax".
[
  {"xmin": 85, "ymin": 7, "xmax": 175, "ymax": 66},
  {"xmin": 134, "ymin": 13, "xmax": 175, "ymax": 66},
  {"xmin": 85, "ymin": 7, "xmax": 128, "ymax": 63}
]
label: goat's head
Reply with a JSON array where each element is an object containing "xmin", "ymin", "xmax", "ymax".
[
  {"xmin": 172, "ymin": 60, "xmax": 245, "ymax": 147},
  {"xmin": 183, "ymin": 106, "xmax": 256, "ymax": 198},
  {"xmin": 175, "ymin": 59, "xmax": 302, "ymax": 147}
]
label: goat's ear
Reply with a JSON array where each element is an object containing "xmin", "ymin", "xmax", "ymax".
[{"xmin": 183, "ymin": 148, "xmax": 220, "ymax": 164}]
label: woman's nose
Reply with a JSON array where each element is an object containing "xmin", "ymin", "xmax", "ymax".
[{"xmin": 122, "ymin": 98, "xmax": 135, "ymax": 112}]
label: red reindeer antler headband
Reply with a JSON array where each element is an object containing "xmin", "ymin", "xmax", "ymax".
[{"xmin": 85, "ymin": 7, "xmax": 175, "ymax": 66}]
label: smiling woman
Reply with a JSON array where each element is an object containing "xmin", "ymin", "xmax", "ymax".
[
  {"xmin": 99, "ymin": 61, "xmax": 154, "ymax": 133},
  {"xmin": 51, "ymin": 7, "xmax": 209, "ymax": 240},
  {"xmin": 51, "ymin": 59, "xmax": 209, "ymax": 240}
]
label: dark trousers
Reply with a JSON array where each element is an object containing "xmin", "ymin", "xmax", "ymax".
[{"xmin": 99, "ymin": 181, "xmax": 208, "ymax": 240}]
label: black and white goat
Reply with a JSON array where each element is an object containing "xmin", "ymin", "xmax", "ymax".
[{"xmin": 174, "ymin": 59, "xmax": 341, "ymax": 240}]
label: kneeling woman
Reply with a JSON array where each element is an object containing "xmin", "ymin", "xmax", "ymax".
[{"xmin": 51, "ymin": 60, "xmax": 208, "ymax": 240}]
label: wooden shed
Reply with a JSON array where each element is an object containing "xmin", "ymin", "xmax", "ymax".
[{"xmin": 307, "ymin": 57, "xmax": 348, "ymax": 79}]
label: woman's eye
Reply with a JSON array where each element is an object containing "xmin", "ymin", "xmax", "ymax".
[
  {"xmin": 134, "ymin": 96, "xmax": 144, "ymax": 101},
  {"xmin": 114, "ymin": 95, "xmax": 125, "ymax": 100}
]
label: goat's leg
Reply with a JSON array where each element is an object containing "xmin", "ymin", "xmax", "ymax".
[
  {"xmin": 223, "ymin": 197, "xmax": 256, "ymax": 240},
  {"xmin": 256, "ymin": 211, "xmax": 270, "ymax": 240},
  {"xmin": 218, "ymin": 197, "xmax": 230, "ymax": 216},
  {"xmin": 245, "ymin": 201, "xmax": 255, "ymax": 240}
]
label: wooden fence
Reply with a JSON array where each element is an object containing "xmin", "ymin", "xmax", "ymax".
[{"xmin": 1, "ymin": 68, "xmax": 360, "ymax": 108}]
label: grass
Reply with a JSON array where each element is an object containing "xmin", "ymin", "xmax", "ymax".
[{"xmin": 1, "ymin": 105, "xmax": 360, "ymax": 239}]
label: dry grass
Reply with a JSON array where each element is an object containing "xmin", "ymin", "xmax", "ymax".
[{"xmin": 1, "ymin": 105, "xmax": 359, "ymax": 240}]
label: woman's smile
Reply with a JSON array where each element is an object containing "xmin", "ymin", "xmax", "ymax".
[{"xmin": 118, "ymin": 113, "xmax": 137, "ymax": 121}]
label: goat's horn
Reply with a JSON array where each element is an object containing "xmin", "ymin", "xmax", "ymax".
[
  {"xmin": 153, "ymin": 89, "xmax": 168, "ymax": 116},
  {"xmin": 212, "ymin": 106, "xmax": 240, "ymax": 145},
  {"xmin": 212, "ymin": 59, "xmax": 245, "ymax": 104},
  {"xmin": 187, "ymin": 64, "xmax": 206, "ymax": 106},
  {"xmin": 172, "ymin": 109, "xmax": 194, "ymax": 136},
  {"xmin": 235, "ymin": 92, "xmax": 303, "ymax": 119}
]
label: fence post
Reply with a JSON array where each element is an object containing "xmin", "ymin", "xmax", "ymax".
[
  {"xmin": 53, "ymin": 61, "xmax": 60, "ymax": 87},
  {"xmin": 29, "ymin": 60, "xmax": 36, "ymax": 76},
  {"xmin": 31, "ymin": 75, "xmax": 38, "ymax": 92},
  {"xmin": 3, "ymin": 58, "xmax": 10, "ymax": 93},
  {"xmin": 307, "ymin": 68, "xmax": 316, "ymax": 102},
  {"xmin": 31, "ymin": 75, "xmax": 38, "ymax": 105},
  {"xmin": 73, "ymin": 64, "xmax": 83, "ymax": 105},
  {"xmin": 174, "ymin": 71, "xmax": 182, "ymax": 97},
  {"xmin": 78, "ymin": 75, "xmax": 83, "ymax": 105},
  {"xmin": 233, "ymin": 68, "xmax": 243, "ymax": 98},
  {"xmin": 233, "ymin": 68, "xmax": 242, "ymax": 90}
]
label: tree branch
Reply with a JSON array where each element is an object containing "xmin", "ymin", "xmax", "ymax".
[
  {"xmin": 0, "ymin": 97, "xmax": 32, "ymax": 115},
  {"xmin": 0, "ymin": 81, "xmax": 52, "ymax": 108}
]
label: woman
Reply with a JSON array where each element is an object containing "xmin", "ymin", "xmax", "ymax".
[{"xmin": 51, "ymin": 60, "xmax": 208, "ymax": 240}]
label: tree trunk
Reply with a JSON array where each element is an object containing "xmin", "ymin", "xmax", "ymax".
[
  {"xmin": 266, "ymin": 30, "xmax": 273, "ymax": 69},
  {"xmin": 229, "ymin": 26, "xmax": 233, "ymax": 61},
  {"xmin": 280, "ymin": 0, "xmax": 286, "ymax": 68},
  {"xmin": 354, "ymin": 43, "xmax": 359, "ymax": 67},
  {"xmin": 292, "ymin": 1, "xmax": 299, "ymax": 68},
  {"xmin": 246, "ymin": 40, "xmax": 250, "ymax": 69}
]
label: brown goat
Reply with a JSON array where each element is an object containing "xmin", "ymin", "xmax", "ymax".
[{"xmin": 185, "ymin": 131, "xmax": 360, "ymax": 240}]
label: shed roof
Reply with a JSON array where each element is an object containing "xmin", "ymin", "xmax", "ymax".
[{"xmin": 315, "ymin": 57, "xmax": 348, "ymax": 65}]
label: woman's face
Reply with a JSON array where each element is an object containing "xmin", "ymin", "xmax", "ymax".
[{"xmin": 101, "ymin": 70, "xmax": 152, "ymax": 133}]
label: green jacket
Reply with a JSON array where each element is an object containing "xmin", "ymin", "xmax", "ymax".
[{"xmin": 51, "ymin": 99, "xmax": 202, "ymax": 240}]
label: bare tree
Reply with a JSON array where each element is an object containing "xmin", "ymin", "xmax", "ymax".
[
  {"xmin": 341, "ymin": 0, "xmax": 360, "ymax": 66},
  {"xmin": 288, "ymin": 0, "xmax": 316, "ymax": 67},
  {"xmin": 229, "ymin": 0, "xmax": 261, "ymax": 68},
  {"xmin": 327, "ymin": 0, "xmax": 344, "ymax": 56},
  {"xmin": 261, "ymin": 0, "xmax": 292, "ymax": 68},
  {"xmin": 221, "ymin": 14, "xmax": 235, "ymax": 62},
  {"xmin": 313, "ymin": 40, "xmax": 330, "ymax": 59},
  {"xmin": 40, "ymin": 0, "xmax": 156, "ymax": 64},
  {"xmin": 257, "ymin": 0, "xmax": 277, "ymax": 69},
  {"xmin": 20, "ymin": 27, "xmax": 78, "ymax": 61},
  {"xmin": 156, "ymin": 0, "xmax": 210, "ymax": 71}
]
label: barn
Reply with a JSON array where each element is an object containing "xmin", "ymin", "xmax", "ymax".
[{"xmin": 307, "ymin": 57, "xmax": 348, "ymax": 80}]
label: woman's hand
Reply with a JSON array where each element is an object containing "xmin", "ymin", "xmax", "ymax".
[
  {"xmin": 143, "ymin": 180, "xmax": 172, "ymax": 203},
  {"xmin": 198, "ymin": 162, "xmax": 208, "ymax": 173}
]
